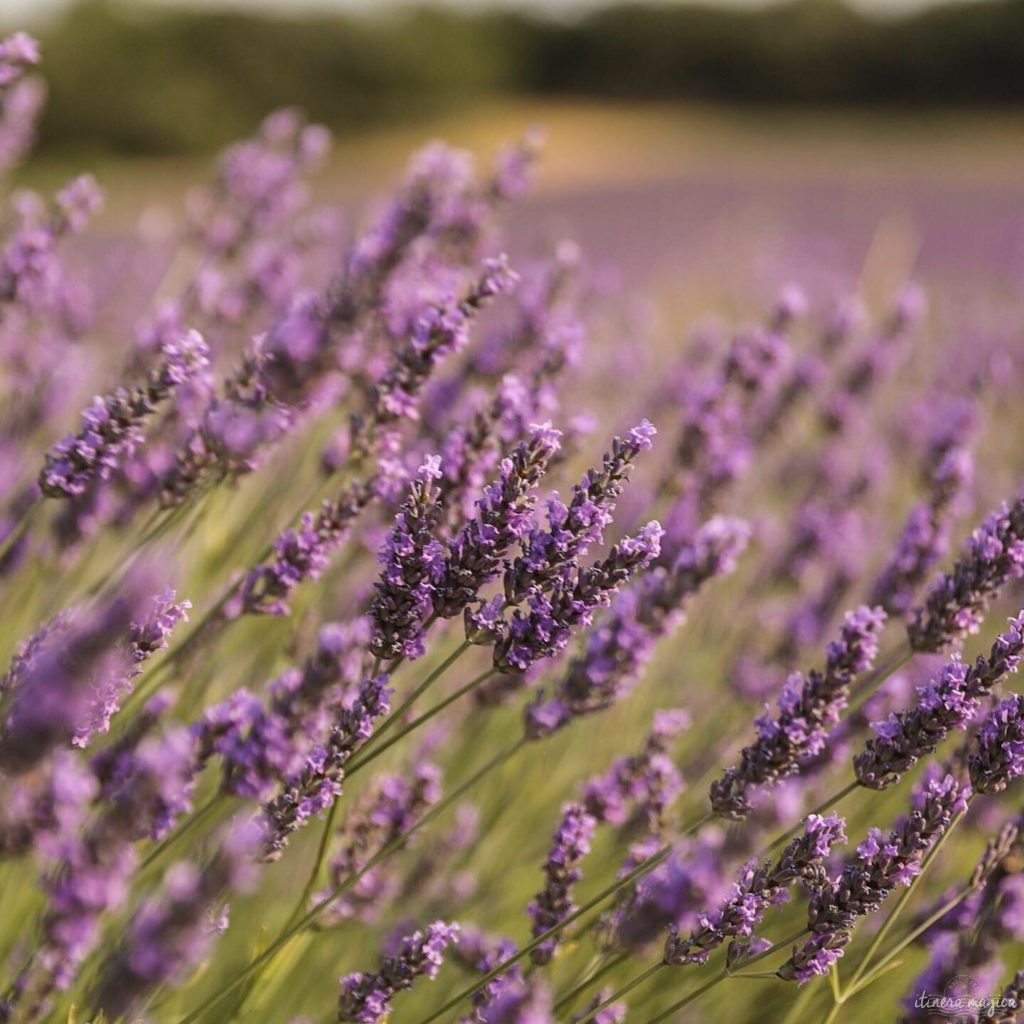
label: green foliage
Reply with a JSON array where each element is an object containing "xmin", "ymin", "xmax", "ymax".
[{"xmin": 13, "ymin": 0, "xmax": 1024, "ymax": 158}]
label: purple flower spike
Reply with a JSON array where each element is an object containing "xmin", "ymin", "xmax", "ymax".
[
  {"xmin": 433, "ymin": 423, "xmax": 562, "ymax": 618},
  {"xmin": 664, "ymin": 812, "xmax": 846, "ymax": 966},
  {"xmin": 524, "ymin": 516, "xmax": 749, "ymax": 734},
  {"xmin": 969, "ymin": 693, "xmax": 1024, "ymax": 795},
  {"xmin": 40, "ymin": 330, "xmax": 210, "ymax": 499},
  {"xmin": 260, "ymin": 675, "xmax": 392, "ymax": 860},
  {"xmin": 492, "ymin": 522, "xmax": 663, "ymax": 675},
  {"xmin": 369, "ymin": 457, "xmax": 445, "ymax": 662},
  {"xmin": 235, "ymin": 480, "xmax": 374, "ymax": 617},
  {"xmin": 908, "ymin": 497, "xmax": 1024, "ymax": 652},
  {"xmin": 503, "ymin": 422, "xmax": 658, "ymax": 603},
  {"xmin": 856, "ymin": 614, "xmax": 1024, "ymax": 789},
  {"xmin": 528, "ymin": 803, "xmax": 597, "ymax": 964},
  {"xmin": 779, "ymin": 773, "xmax": 969, "ymax": 983},
  {"xmin": 339, "ymin": 920, "xmax": 459, "ymax": 1023},
  {"xmin": 711, "ymin": 605, "xmax": 887, "ymax": 820}
]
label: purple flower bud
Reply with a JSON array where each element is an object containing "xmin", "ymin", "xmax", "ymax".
[
  {"xmin": 779, "ymin": 774, "xmax": 969, "ymax": 983},
  {"xmin": 664, "ymin": 813, "xmax": 845, "ymax": 966},
  {"xmin": 339, "ymin": 920, "xmax": 459, "ymax": 1023},
  {"xmin": 503, "ymin": 423, "xmax": 657, "ymax": 603},
  {"xmin": 525, "ymin": 516, "xmax": 749, "ymax": 734},
  {"xmin": 856, "ymin": 614, "xmax": 1024, "ymax": 788},
  {"xmin": 909, "ymin": 498, "xmax": 1024, "ymax": 652},
  {"xmin": 970, "ymin": 693, "xmax": 1024, "ymax": 795},
  {"xmin": 369, "ymin": 458, "xmax": 446, "ymax": 662},
  {"xmin": 40, "ymin": 330, "xmax": 209, "ymax": 499},
  {"xmin": 260, "ymin": 675, "xmax": 392, "ymax": 860},
  {"xmin": 433, "ymin": 424, "xmax": 562, "ymax": 619},
  {"xmin": 492, "ymin": 522, "xmax": 663, "ymax": 676},
  {"xmin": 528, "ymin": 803, "xmax": 597, "ymax": 964},
  {"xmin": 711, "ymin": 606, "xmax": 887, "ymax": 820}
]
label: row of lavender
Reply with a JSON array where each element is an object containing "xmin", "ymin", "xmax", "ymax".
[{"xmin": 1, "ymin": 31, "xmax": 1023, "ymax": 1024}]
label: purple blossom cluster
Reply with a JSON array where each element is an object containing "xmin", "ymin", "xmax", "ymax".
[
  {"xmin": 780, "ymin": 773, "xmax": 970, "ymax": 983},
  {"xmin": 39, "ymin": 330, "xmax": 210, "ymax": 499},
  {"xmin": 711, "ymin": 605, "xmax": 887, "ymax": 819},
  {"xmin": 855, "ymin": 614, "xmax": 1024, "ymax": 788},
  {"xmin": 908, "ymin": 497, "xmax": 1024, "ymax": 652},
  {"xmin": 528, "ymin": 803, "xmax": 598, "ymax": 964},
  {"xmin": 339, "ymin": 920, "xmax": 460, "ymax": 1023},
  {"xmin": 663, "ymin": 812, "xmax": 846, "ymax": 967}
]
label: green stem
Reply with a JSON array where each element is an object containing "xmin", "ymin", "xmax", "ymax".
[
  {"xmin": 845, "ymin": 884, "xmax": 976, "ymax": 1001},
  {"xmin": 575, "ymin": 962, "xmax": 664, "ymax": 1024},
  {"xmin": 415, "ymin": 812, "xmax": 714, "ymax": 1024},
  {"xmin": 643, "ymin": 929, "xmax": 807, "ymax": 1024},
  {"xmin": 0, "ymin": 495, "xmax": 41, "ymax": 563},
  {"xmin": 176, "ymin": 739, "xmax": 527, "ymax": 1024},
  {"xmin": 364, "ymin": 638, "xmax": 468, "ymax": 745},
  {"xmin": 287, "ymin": 798, "xmax": 341, "ymax": 930},
  {"xmin": 345, "ymin": 667, "xmax": 496, "ymax": 777},
  {"xmin": 845, "ymin": 804, "xmax": 967, "ymax": 998},
  {"xmin": 553, "ymin": 953, "xmax": 628, "ymax": 1015}
]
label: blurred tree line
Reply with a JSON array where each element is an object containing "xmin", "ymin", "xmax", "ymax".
[{"xmin": 16, "ymin": 0, "xmax": 1024, "ymax": 156}]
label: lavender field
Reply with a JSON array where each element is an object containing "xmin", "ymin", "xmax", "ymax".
[{"xmin": 4, "ymin": 28, "xmax": 1024, "ymax": 1024}]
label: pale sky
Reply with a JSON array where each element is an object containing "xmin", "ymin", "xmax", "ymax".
[{"xmin": 0, "ymin": 0, "xmax": 988, "ymax": 25}]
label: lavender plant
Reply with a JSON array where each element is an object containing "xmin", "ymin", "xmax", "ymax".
[{"xmin": 3, "ymin": 30, "xmax": 1024, "ymax": 1024}]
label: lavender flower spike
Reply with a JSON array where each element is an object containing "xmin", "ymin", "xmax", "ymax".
[
  {"xmin": 502, "ymin": 420, "xmax": 657, "ymax": 603},
  {"xmin": 529, "ymin": 803, "xmax": 598, "ymax": 964},
  {"xmin": 433, "ymin": 423, "xmax": 562, "ymax": 618},
  {"xmin": 369, "ymin": 456, "xmax": 445, "ymax": 662},
  {"xmin": 338, "ymin": 920, "xmax": 460, "ymax": 1023},
  {"xmin": 908, "ymin": 496, "xmax": 1024, "ymax": 652},
  {"xmin": 711, "ymin": 605, "xmax": 887, "ymax": 820},
  {"xmin": 0, "ymin": 595, "xmax": 139, "ymax": 775},
  {"xmin": 491, "ymin": 521, "xmax": 664, "ymax": 675},
  {"xmin": 40, "ymin": 330, "xmax": 210, "ymax": 499},
  {"xmin": 525, "ymin": 515, "xmax": 750, "ymax": 735},
  {"xmin": 779, "ymin": 773, "xmax": 970, "ymax": 983},
  {"xmin": 260, "ymin": 675, "xmax": 392, "ymax": 860},
  {"xmin": 664, "ymin": 812, "xmax": 846, "ymax": 967},
  {"xmin": 855, "ymin": 613, "xmax": 1024, "ymax": 789},
  {"xmin": 91, "ymin": 820, "xmax": 260, "ymax": 1022},
  {"xmin": 969, "ymin": 693, "xmax": 1024, "ymax": 795}
]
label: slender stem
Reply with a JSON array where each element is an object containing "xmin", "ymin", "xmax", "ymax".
[
  {"xmin": 575, "ymin": 962, "xmax": 664, "ymax": 1024},
  {"xmin": 140, "ymin": 794, "xmax": 226, "ymax": 871},
  {"xmin": 643, "ymin": 929, "xmax": 807, "ymax": 1024},
  {"xmin": 845, "ymin": 885, "xmax": 975, "ymax": 1001},
  {"xmin": 365, "ymin": 639, "xmax": 469, "ymax": 745},
  {"xmin": 845, "ymin": 805, "xmax": 967, "ymax": 998},
  {"xmin": 761, "ymin": 780, "xmax": 860, "ymax": 860},
  {"xmin": 345, "ymin": 667, "xmax": 496, "ymax": 777},
  {"xmin": 415, "ymin": 812, "xmax": 715, "ymax": 1024},
  {"xmin": 0, "ymin": 495, "xmax": 40, "ymax": 563},
  {"xmin": 176, "ymin": 740, "xmax": 527, "ymax": 1024},
  {"xmin": 553, "ymin": 953, "xmax": 628, "ymax": 1014},
  {"xmin": 286, "ymin": 798, "xmax": 341, "ymax": 930}
]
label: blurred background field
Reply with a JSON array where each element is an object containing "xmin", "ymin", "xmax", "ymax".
[{"xmin": 8, "ymin": 0, "xmax": 1024, "ymax": 316}]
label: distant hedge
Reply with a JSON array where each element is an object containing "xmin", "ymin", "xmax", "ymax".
[{"xmin": 20, "ymin": 0, "xmax": 1024, "ymax": 156}]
